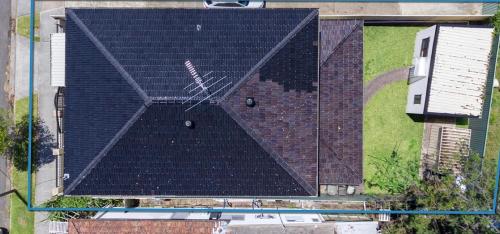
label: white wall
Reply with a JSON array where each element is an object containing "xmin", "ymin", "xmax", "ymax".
[{"xmin": 406, "ymin": 26, "xmax": 436, "ymax": 115}]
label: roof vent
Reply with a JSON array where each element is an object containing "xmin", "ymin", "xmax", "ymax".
[
  {"xmin": 185, "ymin": 120, "xmax": 194, "ymax": 128},
  {"xmin": 246, "ymin": 97, "xmax": 256, "ymax": 107}
]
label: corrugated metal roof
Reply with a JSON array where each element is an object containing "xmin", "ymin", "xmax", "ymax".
[
  {"xmin": 50, "ymin": 33, "xmax": 65, "ymax": 87},
  {"xmin": 427, "ymin": 26, "xmax": 494, "ymax": 117}
]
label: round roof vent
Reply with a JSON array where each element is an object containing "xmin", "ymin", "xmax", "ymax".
[
  {"xmin": 246, "ymin": 97, "xmax": 256, "ymax": 107},
  {"xmin": 185, "ymin": 120, "xmax": 194, "ymax": 128}
]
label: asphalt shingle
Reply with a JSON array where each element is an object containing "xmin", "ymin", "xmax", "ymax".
[{"xmin": 64, "ymin": 8, "xmax": 320, "ymax": 196}]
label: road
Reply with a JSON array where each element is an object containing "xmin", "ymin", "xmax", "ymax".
[{"xmin": 0, "ymin": 0, "xmax": 11, "ymax": 229}]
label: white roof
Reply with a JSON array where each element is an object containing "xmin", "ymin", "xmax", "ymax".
[
  {"xmin": 50, "ymin": 33, "xmax": 65, "ymax": 87},
  {"xmin": 334, "ymin": 221, "xmax": 379, "ymax": 234},
  {"xmin": 427, "ymin": 26, "xmax": 494, "ymax": 117},
  {"xmin": 94, "ymin": 208, "xmax": 323, "ymax": 225}
]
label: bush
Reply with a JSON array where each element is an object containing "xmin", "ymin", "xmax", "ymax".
[
  {"xmin": 43, "ymin": 197, "xmax": 122, "ymax": 221},
  {"xmin": 365, "ymin": 144, "xmax": 420, "ymax": 195},
  {"xmin": 492, "ymin": 11, "xmax": 500, "ymax": 35},
  {"xmin": 3, "ymin": 114, "xmax": 40, "ymax": 171},
  {"xmin": 383, "ymin": 153, "xmax": 498, "ymax": 233}
]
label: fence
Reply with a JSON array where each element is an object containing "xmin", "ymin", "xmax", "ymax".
[{"xmin": 469, "ymin": 35, "xmax": 499, "ymax": 156}]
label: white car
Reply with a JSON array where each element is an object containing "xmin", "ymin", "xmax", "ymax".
[{"xmin": 203, "ymin": 1, "xmax": 265, "ymax": 8}]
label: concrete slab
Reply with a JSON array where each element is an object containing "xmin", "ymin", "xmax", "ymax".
[
  {"xmin": 267, "ymin": 2, "xmax": 483, "ymax": 16},
  {"xmin": 399, "ymin": 3, "xmax": 482, "ymax": 15},
  {"xmin": 33, "ymin": 5, "xmax": 64, "ymax": 234},
  {"xmin": 268, "ymin": 2, "xmax": 401, "ymax": 15}
]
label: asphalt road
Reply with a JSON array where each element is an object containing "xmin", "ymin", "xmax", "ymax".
[{"xmin": 0, "ymin": 0, "xmax": 11, "ymax": 229}]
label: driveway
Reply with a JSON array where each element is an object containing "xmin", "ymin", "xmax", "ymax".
[
  {"xmin": 63, "ymin": 1, "xmax": 483, "ymax": 16},
  {"xmin": 266, "ymin": 2, "xmax": 482, "ymax": 16},
  {"xmin": 34, "ymin": 4, "xmax": 64, "ymax": 234}
]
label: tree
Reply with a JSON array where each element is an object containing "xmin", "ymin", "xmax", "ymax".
[
  {"xmin": 3, "ymin": 114, "xmax": 40, "ymax": 171},
  {"xmin": 365, "ymin": 144, "xmax": 420, "ymax": 194},
  {"xmin": 382, "ymin": 153, "xmax": 498, "ymax": 233}
]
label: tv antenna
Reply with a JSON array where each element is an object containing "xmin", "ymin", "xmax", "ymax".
[{"xmin": 182, "ymin": 60, "xmax": 232, "ymax": 112}]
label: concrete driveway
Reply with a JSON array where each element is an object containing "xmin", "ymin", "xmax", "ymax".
[
  {"xmin": 268, "ymin": 2, "xmax": 482, "ymax": 16},
  {"xmin": 63, "ymin": 1, "xmax": 484, "ymax": 16}
]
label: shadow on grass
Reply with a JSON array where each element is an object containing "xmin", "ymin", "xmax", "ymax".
[
  {"xmin": 0, "ymin": 189, "xmax": 28, "ymax": 206},
  {"xmin": 407, "ymin": 114, "xmax": 425, "ymax": 123}
]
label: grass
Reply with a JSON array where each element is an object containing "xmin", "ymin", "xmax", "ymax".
[
  {"xmin": 363, "ymin": 80, "xmax": 424, "ymax": 195},
  {"xmin": 485, "ymin": 40, "xmax": 500, "ymax": 162},
  {"xmin": 16, "ymin": 14, "xmax": 40, "ymax": 42},
  {"xmin": 15, "ymin": 95, "xmax": 38, "ymax": 121},
  {"xmin": 9, "ymin": 96, "xmax": 38, "ymax": 234},
  {"xmin": 455, "ymin": 117, "xmax": 469, "ymax": 128},
  {"xmin": 362, "ymin": 26, "xmax": 426, "ymax": 194},
  {"xmin": 10, "ymin": 170, "xmax": 34, "ymax": 234},
  {"xmin": 485, "ymin": 86, "xmax": 500, "ymax": 162},
  {"xmin": 363, "ymin": 26, "xmax": 424, "ymax": 84}
]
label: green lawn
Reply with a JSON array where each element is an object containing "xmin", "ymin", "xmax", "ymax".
[
  {"xmin": 10, "ymin": 170, "xmax": 34, "ymax": 234},
  {"xmin": 16, "ymin": 14, "xmax": 40, "ymax": 42},
  {"xmin": 15, "ymin": 95, "xmax": 38, "ymax": 121},
  {"xmin": 485, "ymin": 86, "xmax": 500, "ymax": 162},
  {"xmin": 363, "ymin": 80, "xmax": 423, "ymax": 194},
  {"xmin": 10, "ymin": 96, "xmax": 38, "ymax": 234},
  {"xmin": 363, "ymin": 26, "xmax": 424, "ymax": 84},
  {"xmin": 362, "ymin": 26, "xmax": 425, "ymax": 194}
]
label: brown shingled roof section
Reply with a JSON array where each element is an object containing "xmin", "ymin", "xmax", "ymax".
[
  {"xmin": 319, "ymin": 20, "xmax": 364, "ymax": 185},
  {"xmin": 222, "ymin": 72, "xmax": 319, "ymax": 195},
  {"xmin": 68, "ymin": 219, "xmax": 219, "ymax": 234},
  {"xmin": 221, "ymin": 15, "xmax": 320, "ymax": 195}
]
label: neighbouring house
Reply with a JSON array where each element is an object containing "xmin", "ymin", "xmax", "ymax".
[
  {"xmin": 406, "ymin": 25, "xmax": 494, "ymax": 117},
  {"xmin": 66, "ymin": 219, "xmax": 223, "ymax": 234},
  {"xmin": 56, "ymin": 210, "xmax": 377, "ymax": 234},
  {"xmin": 56, "ymin": 9, "xmax": 363, "ymax": 197},
  {"xmin": 334, "ymin": 221, "xmax": 379, "ymax": 234}
]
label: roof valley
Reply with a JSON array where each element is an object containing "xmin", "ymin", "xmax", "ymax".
[
  {"xmin": 320, "ymin": 20, "xmax": 362, "ymax": 66},
  {"xmin": 219, "ymin": 9, "xmax": 320, "ymax": 102}
]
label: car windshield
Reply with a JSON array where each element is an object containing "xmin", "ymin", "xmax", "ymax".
[{"xmin": 238, "ymin": 1, "xmax": 250, "ymax": 6}]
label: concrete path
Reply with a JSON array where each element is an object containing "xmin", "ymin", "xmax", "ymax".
[
  {"xmin": 363, "ymin": 67, "xmax": 409, "ymax": 106},
  {"xmin": 34, "ymin": 6, "xmax": 64, "ymax": 234},
  {"xmin": 14, "ymin": 36, "xmax": 33, "ymax": 101}
]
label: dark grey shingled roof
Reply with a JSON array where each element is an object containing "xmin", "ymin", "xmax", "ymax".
[{"xmin": 64, "ymin": 8, "xmax": 320, "ymax": 196}]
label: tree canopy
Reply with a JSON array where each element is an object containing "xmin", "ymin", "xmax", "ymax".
[
  {"xmin": 1, "ymin": 114, "xmax": 40, "ymax": 171},
  {"xmin": 383, "ymin": 153, "xmax": 498, "ymax": 233}
]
